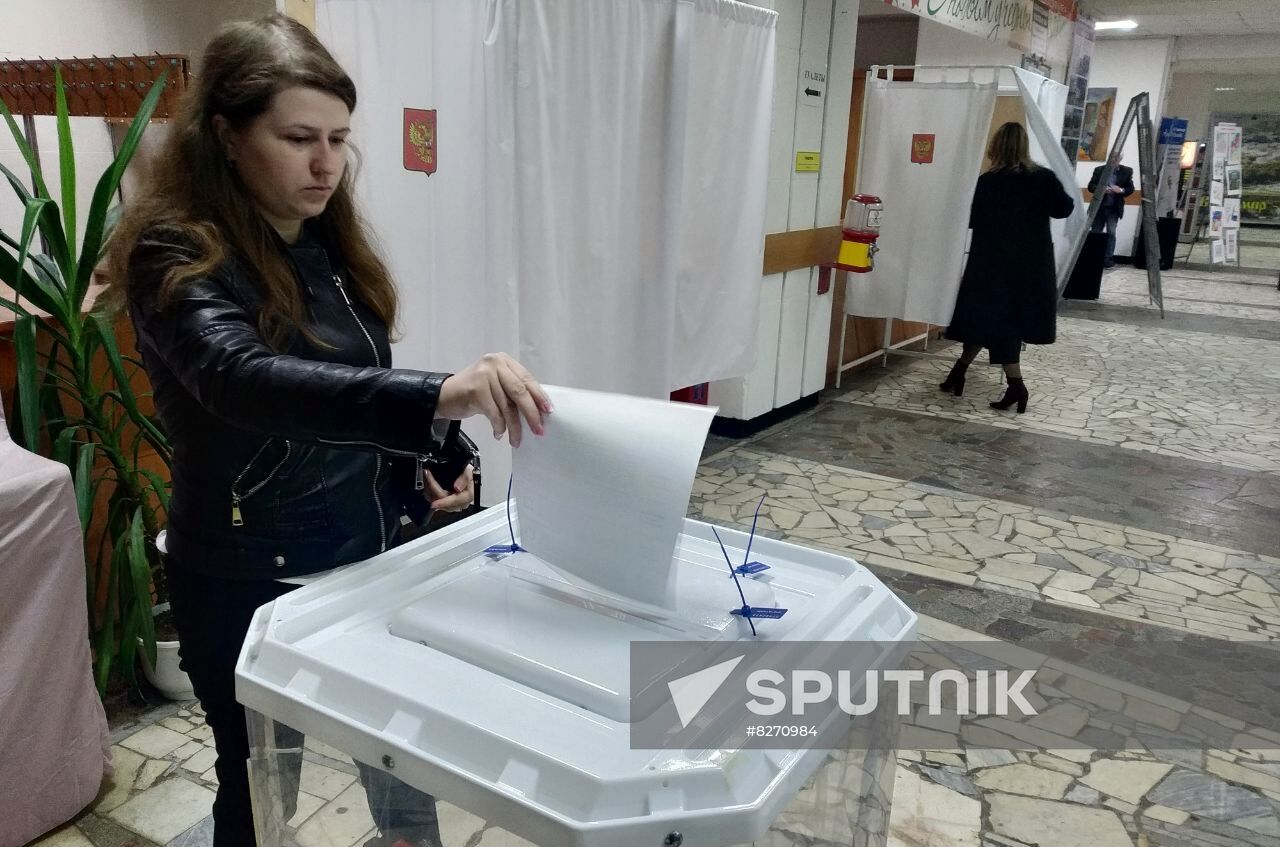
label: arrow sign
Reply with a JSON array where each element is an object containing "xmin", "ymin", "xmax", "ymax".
[{"xmin": 799, "ymin": 66, "xmax": 826, "ymax": 107}]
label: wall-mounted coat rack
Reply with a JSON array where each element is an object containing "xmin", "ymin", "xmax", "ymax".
[{"xmin": 0, "ymin": 54, "xmax": 190, "ymax": 121}]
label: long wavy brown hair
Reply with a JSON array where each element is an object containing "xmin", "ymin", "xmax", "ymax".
[
  {"xmin": 105, "ymin": 13, "xmax": 397, "ymax": 348},
  {"xmin": 986, "ymin": 121, "xmax": 1037, "ymax": 173}
]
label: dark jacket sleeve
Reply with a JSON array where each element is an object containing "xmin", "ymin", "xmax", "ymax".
[
  {"xmin": 128, "ymin": 231, "xmax": 449, "ymax": 456},
  {"xmin": 1118, "ymin": 166, "xmax": 1136, "ymax": 198},
  {"xmin": 1046, "ymin": 170, "xmax": 1076, "ymax": 220},
  {"xmin": 1087, "ymin": 166, "xmax": 1101, "ymax": 194}
]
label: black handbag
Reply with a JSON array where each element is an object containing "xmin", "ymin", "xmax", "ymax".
[{"xmin": 423, "ymin": 419, "xmax": 480, "ymax": 490}]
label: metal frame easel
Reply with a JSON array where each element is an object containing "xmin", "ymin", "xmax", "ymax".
[{"xmin": 1060, "ymin": 91, "xmax": 1165, "ymax": 316}]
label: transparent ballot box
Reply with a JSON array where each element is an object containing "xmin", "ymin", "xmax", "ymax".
[{"xmin": 237, "ymin": 506, "xmax": 916, "ymax": 847}]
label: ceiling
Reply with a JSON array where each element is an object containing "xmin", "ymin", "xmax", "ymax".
[{"xmin": 1086, "ymin": 0, "xmax": 1280, "ymax": 37}]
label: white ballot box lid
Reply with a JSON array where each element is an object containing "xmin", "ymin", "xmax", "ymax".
[{"xmin": 236, "ymin": 505, "xmax": 916, "ymax": 847}]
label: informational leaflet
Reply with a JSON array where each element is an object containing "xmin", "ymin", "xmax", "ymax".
[{"xmin": 512, "ymin": 386, "xmax": 716, "ymax": 609}]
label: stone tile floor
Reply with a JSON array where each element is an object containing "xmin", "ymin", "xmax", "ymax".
[
  {"xmin": 29, "ymin": 270, "xmax": 1280, "ymax": 847},
  {"xmin": 1100, "ymin": 267, "xmax": 1280, "ymax": 322},
  {"xmin": 692, "ymin": 448, "xmax": 1280, "ymax": 641},
  {"xmin": 834, "ymin": 314, "xmax": 1280, "ymax": 475}
]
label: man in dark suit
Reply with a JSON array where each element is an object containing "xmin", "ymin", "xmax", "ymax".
[{"xmin": 1088, "ymin": 155, "xmax": 1136, "ymax": 268}]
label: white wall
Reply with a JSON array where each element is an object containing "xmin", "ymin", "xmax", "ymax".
[
  {"xmin": 0, "ymin": 0, "xmax": 272, "ymax": 249},
  {"xmin": 0, "ymin": 0, "xmax": 272, "ymax": 67},
  {"xmin": 1072, "ymin": 37, "xmax": 1176, "ymax": 259},
  {"xmin": 711, "ymin": 0, "xmax": 859, "ymax": 419}
]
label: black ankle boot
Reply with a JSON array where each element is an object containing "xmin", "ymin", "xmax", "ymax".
[
  {"xmin": 990, "ymin": 378, "xmax": 1029, "ymax": 413},
  {"xmin": 939, "ymin": 362, "xmax": 968, "ymax": 397}
]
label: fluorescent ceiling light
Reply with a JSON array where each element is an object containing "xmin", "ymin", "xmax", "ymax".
[
  {"xmin": 1215, "ymin": 87, "xmax": 1236, "ymax": 91},
  {"xmin": 1095, "ymin": 19, "xmax": 1139, "ymax": 30}
]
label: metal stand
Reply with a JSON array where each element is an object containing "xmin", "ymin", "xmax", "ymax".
[
  {"xmin": 1060, "ymin": 91, "xmax": 1165, "ymax": 316},
  {"xmin": 834, "ymin": 317, "xmax": 934, "ymax": 388}
]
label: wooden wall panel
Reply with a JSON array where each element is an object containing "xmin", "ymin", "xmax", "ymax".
[{"xmin": 762, "ymin": 226, "xmax": 842, "ymax": 276}]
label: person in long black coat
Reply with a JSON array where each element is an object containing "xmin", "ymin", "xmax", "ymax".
[{"xmin": 940, "ymin": 122, "xmax": 1075, "ymax": 414}]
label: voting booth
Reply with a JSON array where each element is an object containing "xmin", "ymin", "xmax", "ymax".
[{"xmin": 236, "ymin": 389, "xmax": 917, "ymax": 846}]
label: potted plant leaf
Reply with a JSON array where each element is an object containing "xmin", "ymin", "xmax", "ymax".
[{"xmin": 0, "ymin": 69, "xmax": 185, "ymax": 698}]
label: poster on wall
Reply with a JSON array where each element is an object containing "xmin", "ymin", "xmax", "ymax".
[
  {"xmin": 1211, "ymin": 113, "xmax": 1280, "ymax": 225},
  {"xmin": 1213, "ymin": 157, "xmax": 1225, "ymax": 181},
  {"xmin": 1060, "ymin": 11, "xmax": 1094, "ymax": 161},
  {"xmin": 1021, "ymin": 54, "xmax": 1052, "ymax": 76},
  {"xmin": 1228, "ymin": 126, "xmax": 1243, "ymax": 165},
  {"xmin": 1156, "ymin": 117, "xmax": 1189, "ymax": 218},
  {"xmin": 1227, "ymin": 165, "xmax": 1243, "ymax": 196},
  {"xmin": 1031, "ymin": 0, "xmax": 1050, "ymax": 57},
  {"xmin": 1225, "ymin": 228, "xmax": 1238, "ymax": 262},
  {"xmin": 1210, "ymin": 206, "xmax": 1224, "ymax": 236},
  {"xmin": 1079, "ymin": 88, "xmax": 1117, "ymax": 161},
  {"xmin": 1211, "ymin": 237, "xmax": 1225, "ymax": 265},
  {"xmin": 1225, "ymin": 198, "xmax": 1241, "ymax": 228},
  {"xmin": 1210, "ymin": 180, "xmax": 1225, "ymax": 206},
  {"xmin": 1214, "ymin": 126, "xmax": 1231, "ymax": 166}
]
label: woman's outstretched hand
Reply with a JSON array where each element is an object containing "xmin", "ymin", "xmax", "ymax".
[{"xmin": 437, "ymin": 353, "xmax": 552, "ymax": 447}]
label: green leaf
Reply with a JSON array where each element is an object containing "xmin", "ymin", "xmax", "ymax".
[
  {"xmin": 114, "ymin": 541, "xmax": 139, "ymax": 686},
  {"xmin": 0, "ymin": 158, "xmax": 72, "ymax": 287},
  {"xmin": 55, "ymin": 67, "xmax": 76, "ymax": 260},
  {"xmin": 126, "ymin": 508, "xmax": 158, "ymax": 671},
  {"xmin": 30, "ymin": 253, "xmax": 65, "ymax": 290},
  {"xmin": 73, "ymin": 442, "xmax": 98, "ymax": 531},
  {"xmin": 77, "ymin": 72, "xmax": 167, "ymax": 305},
  {"xmin": 0, "ymin": 290, "xmax": 33, "ymax": 321},
  {"xmin": 0, "ymin": 241, "xmax": 68, "ymax": 328},
  {"xmin": 40, "ymin": 340, "xmax": 69, "ymax": 447},
  {"xmin": 142, "ymin": 468, "xmax": 171, "ymax": 511},
  {"xmin": 91, "ymin": 313, "xmax": 171, "ymax": 460},
  {"xmin": 11, "ymin": 199, "xmax": 68, "ymax": 325},
  {"xmin": 13, "ymin": 316, "xmax": 42, "ymax": 453},
  {"xmin": 94, "ymin": 537, "xmax": 122, "ymax": 693},
  {"xmin": 102, "ymin": 201, "xmax": 125, "ymax": 246},
  {"xmin": 15, "ymin": 197, "xmax": 50, "ymax": 276},
  {"xmin": 52, "ymin": 425, "xmax": 77, "ymax": 467},
  {"xmin": 91, "ymin": 316, "xmax": 139, "ymax": 408},
  {"xmin": 0, "ymin": 94, "xmax": 52, "ymax": 200}
]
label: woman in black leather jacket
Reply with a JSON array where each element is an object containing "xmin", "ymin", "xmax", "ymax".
[{"xmin": 105, "ymin": 15, "xmax": 549, "ymax": 847}]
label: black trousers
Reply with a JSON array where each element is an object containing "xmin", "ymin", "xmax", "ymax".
[
  {"xmin": 167, "ymin": 561, "xmax": 442, "ymax": 847},
  {"xmin": 1091, "ymin": 209, "xmax": 1120, "ymax": 266}
]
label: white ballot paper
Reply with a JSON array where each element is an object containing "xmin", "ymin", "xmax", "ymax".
[{"xmin": 512, "ymin": 386, "xmax": 717, "ymax": 609}]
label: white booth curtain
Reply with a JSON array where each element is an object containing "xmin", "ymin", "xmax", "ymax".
[
  {"xmin": 845, "ymin": 77, "xmax": 998, "ymax": 325},
  {"xmin": 1013, "ymin": 68, "xmax": 1088, "ymax": 288},
  {"xmin": 316, "ymin": 0, "xmax": 775, "ymax": 496},
  {"xmin": 315, "ymin": 0, "xmax": 775, "ymax": 395},
  {"xmin": 845, "ymin": 67, "xmax": 1084, "ymax": 326}
]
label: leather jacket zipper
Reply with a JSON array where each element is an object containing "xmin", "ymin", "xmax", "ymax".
[
  {"xmin": 333, "ymin": 274, "xmax": 390, "ymax": 551},
  {"xmin": 231, "ymin": 439, "xmax": 292, "ymax": 526}
]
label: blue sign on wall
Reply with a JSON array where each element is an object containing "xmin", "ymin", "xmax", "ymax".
[{"xmin": 1158, "ymin": 117, "xmax": 1189, "ymax": 146}]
